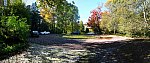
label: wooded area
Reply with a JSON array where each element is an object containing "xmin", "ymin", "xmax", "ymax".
[
  {"xmin": 37, "ymin": 0, "xmax": 80, "ymax": 34},
  {"xmin": 100, "ymin": 0, "xmax": 150, "ymax": 37}
]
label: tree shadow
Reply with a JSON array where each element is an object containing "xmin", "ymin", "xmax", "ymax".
[
  {"xmin": 78, "ymin": 39, "xmax": 150, "ymax": 63},
  {"xmin": 0, "ymin": 34, "xmax": 88, "ymax": 62},
  {"xmin": 29, "ymin": 35, "xmax": 150, "ymax": 63},
  {"xmin": 28, "ymin": 34, "xmax": 85, "ymax": 46}
]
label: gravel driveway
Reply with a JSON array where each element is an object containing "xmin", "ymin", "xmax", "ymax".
[
  {"xmin": 0, "ymin": 34, "xmax": 89, "ymax": 63},
  {"xmin": 1, "ymin": 34, "xmax": 149, "ymax": 63}
]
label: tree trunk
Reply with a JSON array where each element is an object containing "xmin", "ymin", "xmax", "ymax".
[
  {"xmin": 114, "ymin": 22, "xmax": 116, "ymax": 34},
  {"xmin": 143, "ymin": 1, "xmax": 148, "ymax": 36}
]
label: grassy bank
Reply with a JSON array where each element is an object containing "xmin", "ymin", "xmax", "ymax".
[{"xmin": 63, "ymin": 35, "xmax": 97, "ymax": 39}]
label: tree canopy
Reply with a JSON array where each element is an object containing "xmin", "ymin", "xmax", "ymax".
[
  {"xmin": 99, "ymin": 0, "xmax": 150, "ymax": 37},
  {"xmin": 37, "ymin": 0, "xmax": 80, "ymax": 34}
]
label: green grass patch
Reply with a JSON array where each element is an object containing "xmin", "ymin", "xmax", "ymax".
[{"xmin": 63, "ymin": 35, "xmax": 96, "ymax": 39}]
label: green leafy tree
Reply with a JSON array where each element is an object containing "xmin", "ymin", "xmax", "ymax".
[
  {"xmin": 37, "ymin": 0, "xmax": 80, "ymax": 34},
  {"xmin": 104, "ymin": 0, "xmax": 150, "ymax": 37},
  {"xmin": 2, "ymin": 2, "xmax": 31, "ymax": 25},
  {"xmin": 30, "ymin": 11, "xmax": 41, "ymax": 31},
  {"xmin": 79, "ymin": 20, "xmax": 84, "ymax": 32},
  {"xmin": 100, "ymin": 11, "xmax": 110, "ymax": 34},
  {"xmin": 0, "ymin": 0, "xmax": 30, "ymax": 45}
]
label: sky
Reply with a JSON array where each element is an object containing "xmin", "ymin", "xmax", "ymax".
[
  {"xmin": 67, "ymin": 0, "xmax": 107, "ymax": 23},
  {"xmin": 23, "ymin": 0, "xmax": 107, "ymax": 24},
  {"xmin": 23, "ymin": 0, "xmax": 36, "ymax": 5}
]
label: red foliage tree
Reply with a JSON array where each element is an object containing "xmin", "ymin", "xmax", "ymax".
[
  {"xmin": 87, "ymin": 6, "xmax": 102, "ymax": 27},
  {"xmin": 87, "ymin": 6, "xmax": 102, "ymax": 34}
]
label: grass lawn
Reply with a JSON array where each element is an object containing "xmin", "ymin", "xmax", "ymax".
[{"xmin": 63, "ymin": 35, "xmax": 96, "ymax": 39}]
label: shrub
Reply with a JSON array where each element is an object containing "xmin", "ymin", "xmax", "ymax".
[{"xmin": 0, "ymin": 16, "xmax": 29, "ymax": 45}]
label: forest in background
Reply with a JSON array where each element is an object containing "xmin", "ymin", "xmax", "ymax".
[{"xmin": 100, "ymin": 0, "xmax": 150, "ymax": 37}]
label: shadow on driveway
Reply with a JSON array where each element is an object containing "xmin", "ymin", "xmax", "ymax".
[
  {"xmin": 78, "ymin": 39, "xmax": 150, "ymax": 63},
  {"xmin": 1, "ymin": 34, "xmax": 150, "ymax": 63},
  {"xmin": 29, "ymin": 34, "xmax": 150, "ymax": 63}
]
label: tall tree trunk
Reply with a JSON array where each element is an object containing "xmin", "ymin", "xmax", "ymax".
[
  {"xmin": 114, "ymin": 26, "xmax": 116, "ymax": 34},
  {"xmin": 143, "ymin": 1, "xmax": 148, "ymax": 36}
]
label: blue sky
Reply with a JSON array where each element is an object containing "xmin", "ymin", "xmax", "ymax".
[
  {"xmin": 23, "ymin": 0, "xmax": 107, "ymax": 24},
  {"xmin": 67, "ymin": 0, "xmax": 107, "ymax": 23}
]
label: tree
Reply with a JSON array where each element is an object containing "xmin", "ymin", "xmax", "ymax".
[
  {"xmin": 79, "ymin": 20, "xmax": 84, "ymax": 32},
  {"xmin": 0, "ymin": 0, "xmax": 31, "ymax": 55},
  {"xmin": 37, "ymin": 0, "xmax": 80, "ymax": 34},
  {"xmin": 30, "ymin": 11, "xmax": 41, "ymax": 31},
  {"xmin": 137, "ymin": 0, "xmax": 150, "ymax": 36},
  {"xmin": 2, "ymin": 2, "xmax": 31, "ymax": 24},
  {"xmin": 104, "ymin": 0, "xmax": 150, "ymax": 37},
  {"xmin": 87, "ymin": 6, "xmax": 102, "ymax": 34},
  {"xmin": 0, "ymin": 0, "xmax": 30, "ymax": 45},
  {"xmin": 100, "ymin": 11, "xmax": 110, "ymax": 34}
]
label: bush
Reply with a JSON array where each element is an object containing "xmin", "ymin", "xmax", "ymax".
[
  {"xmin": 0, "ymin": 42, "xmax": 29, "ymax": 60},
  {"xmin": 0, "ymin": 16, "xmax": 29, "ymax": 45}
]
